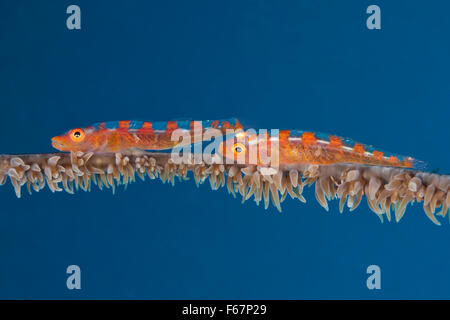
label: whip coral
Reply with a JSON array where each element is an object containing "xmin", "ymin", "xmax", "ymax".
[{"xmin": 1, "ymin": 151, "xmax": 449, "ymax": 225}]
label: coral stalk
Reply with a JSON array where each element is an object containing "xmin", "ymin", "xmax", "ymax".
[{"xmin": 1, "ymin": 152, "xmax": 449, "ymax": 225}]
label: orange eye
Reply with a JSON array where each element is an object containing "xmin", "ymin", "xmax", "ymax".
[
  {"xmin": 70, "ymin": 128, "xmax": 85, "ymax": 142},
  {"xmin": 233, "ymin": 143, "xmax": 246, "ymax": 155}
]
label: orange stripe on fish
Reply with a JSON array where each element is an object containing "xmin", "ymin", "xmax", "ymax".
[
  {"xmin": 234, "ymin": 119, "xmax": 243, "ymax": 130},
  {"xmin": 301, "ymin": 132, "xmax": 317, "ymax": 146},
  {"xmin": 328, "ymin": 135, "xmax": 343, "ymax": 148},
  {"xmin": 279, "ymin": 130, "xmax": 290, "ymax": 140},
  {"xmin": 353, "ymin": 143, "xmax": 365, "ymax": 154},
  {"xmin": 373, "ymin": 150, "xmax": 384, "ymax": 159},
  {"xmin": 388, "ymin": 156, "xmax": 400, "ymax": 165},
  {"xmin": 165, "ymin": 121, "xmax": 178, "ymax": 133},
  {"xmin": 189, "ymin": 121, "xmax": 198, "ymax": 131},
  {"xmin": 118, "ymin": 120, "xmax": 130, "ymax": 132},
  {"xmin": 140, "ymin": 122, "xmax": 154, "ymax": 132}
]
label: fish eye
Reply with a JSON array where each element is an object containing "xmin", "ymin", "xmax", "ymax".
[
  {"xmin": 70, "ymin": 128, "xmax": 85, "ymax": 142},
  {"xmin": 233, "ymin": 143, "xmax": 246, "ymax": 155}
]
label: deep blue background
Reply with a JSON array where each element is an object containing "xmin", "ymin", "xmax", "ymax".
[{"xmin": 1, "ymin": 0, "xmax": 450, "ymax": 299}]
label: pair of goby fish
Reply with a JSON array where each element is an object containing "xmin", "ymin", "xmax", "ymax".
[{"xmin": 51, "ymin": 118, "xmax": 424, "ymax": 170}]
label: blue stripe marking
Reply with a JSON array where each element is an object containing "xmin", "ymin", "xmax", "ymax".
[
  {"xmin": 104, "ymin": 121, "xmax": 119, "ymax": 129},
  {"xmin": 93, "ymin": 122, "xmax": 102, "ymax": 129},
  {"xmin": 289, "ymin": 130, "xmax": 305, "ymax": 137},
  {"xmin": 201, "ymin": 119, "xmax": 237, "ymax": 129},
  {"xmin": 314, "ymin": 132, "xmax": 330, "ymax": 141},
  {"xmin": 152, "ymin": 121, "xmax": 166, "ymax": 131},
  {"xmin": 176, "ymin": 120, "xmax": 190, "ymax": 130},
  {"xmin": 129, "ymin": 121, "xmax": 143, "ymax": 129},
  {"xmin": 202, "ymin": 120, "xmax": 213, "ymax": 128}
]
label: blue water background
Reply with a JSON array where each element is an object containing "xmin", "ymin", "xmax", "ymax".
[{"xmin": 1, "ymin": 0, "xmax": 450, "ymax": 299}]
